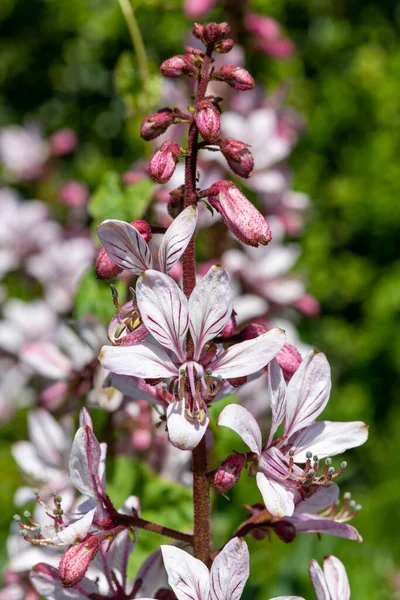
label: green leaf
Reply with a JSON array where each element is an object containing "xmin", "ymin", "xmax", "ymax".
[{"xmin": 74, "ymin": 268, "xmax": 125, "ymax": 325}]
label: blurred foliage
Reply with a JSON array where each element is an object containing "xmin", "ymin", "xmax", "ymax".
[{"xmin": 1, "ymin": 0, "xmax": 400, "ymax": 598}]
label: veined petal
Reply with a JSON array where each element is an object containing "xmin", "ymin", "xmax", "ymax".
[
  {"xmin": 189, "ymin": 265, "xmax": 233, "ymax": 361},
  {"xmin": 289, "ymin": 514, "xmax": 362, "ymax": 542},
  {"xmin": 57, "ymin": 508, "xmax": 96, "ymax": 545},
  {"xmin": 285, "ymin": 351, "xmax": 331, "ymax": 438},
  {"xmin": 309, "ymin": 560, "xmax": 330, "ymax": 600},
  {"xmin": 97, "ymin": 219, "xmax": 152, "ymax": 274},
  {"xmin": 256, "ymin": 472, "xmax": 295, "ymax": 519},
  {"xmin": 267, "ymin": 358, "xmax": 287, "ymax": 445},
  {"xmin": 269, "ymin": 597, "xmax": 305, "ymax": 600},
  {"xmin": 161, "ymin": 544, "xmax": 210, "ymax": 600},
  {"xmin": 294, "ymin": 483, "xmax": 339, "ymax": 514},
  {"xmin": 136, "ymin": 270, "xmax": 188, "ymax": 361},
  {"xmin": 166, "ymin": 400, "xmax": 209, "ymax": 450},
  {"xmin": 69, "ymin": 425, "xmax": 102, "ymax": 498},
  {"xmin": 21, "ymin": 342, "xmax": 72, "ymax": 379},
  {"xmin": 210, "ymin": 537, "xmax": 249, "ymax": 600},
  {"xmin": 218, "ymin": 404, "xmax": 262, "ymax": 455},
  {"xmin": 99, "ymin": 342, "xmax": 178, "ymax": 379},
  {"xmin": 30, "ymin": 563, "xmax": 97, "ymax": 599},
  {"xmin": 211, "ymin": 328, "xmax": 286, "ymax": 379},
  {"xmin": 158, "ymin": 205, "xmax": 198, "ymax": 273},
  {"xmin": 289, "ymin": 421, "xmax": 369, "ymax": 461},
  {"xmin": 323, "ymin": 556, "xmax": 351, "ymax": 600}
]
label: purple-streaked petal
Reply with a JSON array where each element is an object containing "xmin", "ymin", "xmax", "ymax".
[
  {"xmin": 28, "ymin": 409, "xmax": 70, "ymax": 466},
  {"xmin": 294, "ymin": 483, "xmax": 339, "ymax": 514},
  {"xmin": 99, "ymin": 342, "xmax": 179, "ymax": 379},
  {"xmin": 30, "ymin": 563, "xmax": 97, "ymax": 599},
  {"xmin": 97, "ymin": 219, "xmax": 153, "ymax": 274},
  {"xmin": 288, "ymin": 420, "xmax": 369, "ymax": 461},
  {"xmin": 211, "ymin": 328, "xmax": 286, "ymax": 379},
  {"xmin": 323, "ymin": 556, "xmax": 350, "ymax": 600},
  {"xmin": 218, "ymin": 403, "xmax": 262, "ymax": 455},
  {"xmin": 69, "ymin": 425, "xmax": 103, "ymax": 498},
  {"xmin": 161, "ymin": 544, "xmax": 210, "ymax": 600},
  {"xmin": 289, "ymin": 514, "xmax": 362, "ymax": 542},
  {"xmin": 57, "ymin": 508, "xmax": 96, "ymax": 545},
  {"xmin": 79, "ymin": 407, "xmax": 93, "ymax": 429},
  {"xmin": 136, "ymin": 270, "xmax": 188, "ymax": 361},
  {"xmin": 158, "ymin": 205, "xmax": 198, "ymax": 273},
  {"xmin": 210, "ymin": 537, "xmax": 249, "ymax": 600},
  {"xmin": 267, "ymin": 358, "xmax": 287, "ymax": 444},
  {"xmin": 21, "ymin": 342, "xmax": 72, "ymax": 379},
  {"xmin": 284, "ymin": 351, "xmax": 331, "ymax": 438},
  {"xmin": 270, "ymin": 597, "xmax": 305, "ymax": 599},
  {"xmin": 109, "ymin": 373, "xmax": 162, "ymax": 404},
  {"xmin": 166, "ymin": 400, "xmax": 209, "ymax": 450},
  {"xmin": 189, "ymin": 265, "xmax": 233, "ymax": 361},
  {"xmin": 309, "ymin": 559, "xmax": 330, "ymax": 600},
  {"xmin": 256, "ymin": 473, "xmax": 295, "ymax": 519}
]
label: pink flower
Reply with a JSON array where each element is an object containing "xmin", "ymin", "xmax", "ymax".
[
  {"xmin": 244, "ymin": 14, "xmax": 296, "ymax": 60},
  {"xmin": 184, "ymin": 0, "xmax": 218, "ymax": 18},
  {"xmin": 58, "ymin": 181, "xmax": 89, "ymax": 208},
  {"xmin": 309, "ymin": 556, "xmax": 350, "ymax": 600},
  {"xmin": 0, "ymin": 125, "xmax": 49, "ymax": 181},
  {"xmin": 49, "ymin": 129, "xmax": 78, "ymax": 156},
  {"xmin": 99, "ymin": 266, "xmax": 285, "ymax": 450}
]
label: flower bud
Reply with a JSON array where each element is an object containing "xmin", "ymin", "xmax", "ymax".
[
  {"xmin": 160, "ymin": 55, "xmax": 197, "ymax": 78},
  {"xmin": 202, "ymin": 22, "xmax": 230, "ymax": 45},
  {"xmin": 220, "ymin": 310, "xmax": 237, "ymax": 338},
  {"xmin": 213, "ymin": 65, "xmax": 255, "ymax": 91},
  {"xmin": 204, "ymin": 180, "xmax": 271, "ymax": 246},
  {"xmin": 294, "ymin": 294, "xmax": 320, "ymax": 317},
  {"xmin": 140, "ymin": 108, "xmax": 175, "ymax": 141},
  {"xmin": 215, "ymin": 38, "xmax": 234, "ymax": 53},
  {"xmin": 276, "ymin": 343, "xmax": 302, "ymax": 382},
  {"xmin": 213, "ymin": 454, "xmax": 245, "ymax": 494},
  {"xmin": 149, "ymin": 141, "xmax": 181, "ymax": 184},
  {"xmin": 220, "ymin": 138, "xmax": 254, "ymax": 178},
  {"xmin": 195, "ymin": 100, "xmax": 221, "ymax": 143},
  {"xmin": 49, "ymin": 129, "xmax": 78, "ymax": 156},
  {"xmin": 96, "ymin": 248, "xmax": 123, "ymax": 280},
  {"xmin": 131, "ymin": 219, "xmax": 152, "ymax": 243},
  {"xmin": 273, "ymin": 519, "xmax": 297, "ymax": 543},
  {"xmin": 184, "ymin": 45, "xmax": 205, "ymax": 57},
  {"xmin": 59, "ymin": 536, "xmax": 100, "ymax": 587}
]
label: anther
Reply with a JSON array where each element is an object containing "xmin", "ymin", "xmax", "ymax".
[
  {"xmin": 325, "ymin": 457, "xmax": 332, "ymax": 465},
  {"xmin": 19, "ymin": 529, "xmax": 29, "ymax": 537},
  {"xmin": 13, "ymin": 514, "xmax": 21, "ymax": 522},
  {"xmin": 288, "ymin": 449, "xmax": 294, "ymax": 457},
  {"xmin": 205, "ymin": 369, "xmax": 212, "ymax": 376},
  {"xmin": 306, "ymin": 451, "xmax": 313, "ymax": 459},
  {"xmin": 349, "ymin": 499, "xmax": 356, "ymax": 508},
  {"xmin": 327, "ymin": 467, "xmax": 335, "ymax": 475},
  {"xmin": 343, "ymin": 492, "xmax": 351, "ymax": 500},
  {"xmin": 23, "ymin": 510, "xmax": 31, "ymax": 518},
  {"xmin": 307, "ymin": 469, "xmax": 315, "ymax": 478},
  {"xmin": 341, "ymin": 461, "xmax": 347, "ymax": 469},
  {"xmin": 355, "ymin": 504, "xmax": 362, "ymax": 511}
]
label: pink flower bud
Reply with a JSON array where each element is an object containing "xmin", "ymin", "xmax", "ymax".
[
  {"xmin": 204, "ymin": 180, "xmax": 271, "ymax": 246},
  {"xmin": 184, "ymin": 45, "xmax": 205, "ymax": 57},
  {"xmin": 220, "ymin": 138, "xmax": 254, "ymax": 178},
  {"xmin": 215, "ymin": 38, "xmax": 235, "ymax": 53},
  {"xmin": 244, "ymin": 13, "xmax": 281, "ymax": 40},
  {"xmin": 273, "ymin": 519, "xmax": 297, "ymax": 543},
  {"xmin": 160, "ymin": 55, "xmax": 197, "ymax": 78},
  {"xmin": 220, "ymin": 310, "xmax": 237, "ymax": 338},
  {"xmin": 59, "ymin": 536, "xmax": 100, "ymax": 587},
  {"xmin": 58, "ymin": 181, "xmax": 89, "ymax": 208},
  {"xmin": 131, "ymin": 219, "xmax": 152, "ymax": 243},
  {"xmin": 213, "ymin": 65, "xmax": 255, "ymax": 91},
  {"xmin": 276, "ymin": 343, "xmax": 302, "ymax": 382},
  {"xmin": 185, "ymin": 0, "xmax": 218, "ymax": 18},
  {"xmin": 192, "ymin": 23, "xmax": 205, "ymax": 39},
  {"xmin": 214, "ymin": 454, "xmax": 245, "ymax": 494},
  {"xmin": 96, "ymin": 248, "xmax": 123, "ymax": 280},
  {"xmin": 202, "ymin": 22, "xmax": 230, "ymax": 45},
  {"xmin": 195, "ymin": 100, "xmax": 221, "ymax": 142},
  {"xmin": 140, "ymin": 108, "xmax": 175, "ymax": 141},
  {"xmin": 49, "ymin": 129, "xmax": 78, "ymax": 156},
  {"xmin": 238, "ymin": 321, "xmax": 268, "ymax": 341},
  {"xmin": 149, "ymin": 141, "xmax": 181, "ymax": 184},
  {"xmin": 295, "ymin": 294, "xmax": 320, "ymax": 317}
]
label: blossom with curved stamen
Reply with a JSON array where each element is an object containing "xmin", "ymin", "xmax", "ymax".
[{"xmin": 99, "ymin": 266, "xmax": 286, "ymax": 450}]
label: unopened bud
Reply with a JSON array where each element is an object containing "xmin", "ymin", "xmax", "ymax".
[
  {"xmin": 95, "ymin": 248, "xmax": 123, "ymax": 280},
  {"xmin": 202, "ymin": 22, "xmax": 230, "ymax": 45},
  {"xmin": 59, "ymin": 536, "xmax": 100, "ymax": 587},
  {"xmin": 220, "ymin": 138, "xmax": 254, "ymax": 178},
  {"xmin": 213, "ymin": 454, "xmax": 245, "ymax": 494},
  {"xmin": 215, "ymin": 38, "xmax": 234, "ymax": 53},
  {"xmin": 149, "ymin": 141, "xmax": 181, "ymax": 184},
  {"xmin": 276, "ymin": 343, "xmax": 302, "ymax": 382},
  {"xmin": 220, "ymin": 310, "xmax": 237, "ymax": 338},
  {"xmin": 213, "ymin": 65, "xmax": 255, "ymax": 91},
  {"xmin": 203, "ymin": 180, "xmax": 271, "ymax": 246},
  {"xmin": 160, "ymin": 54, "xmax": 197, "ymax": 78},
  {"xmin": 140, "ymin": 108, "xmax": 175, "ymax": 141},
  {"xmin": 273, "ymin": 519, "xmax": 296, "ymax": 543},
  {"xmin": 131, "ymin": 220, "xmax": 152, "ymax": 243},
  {"xmin": 195, "ymin": 100, "xmax": 221, "ymax": 143}
]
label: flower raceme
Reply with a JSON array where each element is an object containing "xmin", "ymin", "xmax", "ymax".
[{"xmin": 99, "ymin": 266, "xmax": 286, "ymax": 450}]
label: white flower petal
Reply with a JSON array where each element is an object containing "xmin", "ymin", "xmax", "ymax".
[
  {"xmin": 218, "ymin": 404, "xmax": 262, "ymax": 455},
  {"xmin": 289, "ymin": 420, "xmax": 369, "ymax": 461},
  {"xmin": 324, "ymin": 556, "xmax": 350, "ymax": 600},
  {"xmin": 21, "ymin": 342, "xmax": 72, "ymax": 379},
  {"xmin": 166, "ymin": 400, "xmax": 209, "ymax": 451},
  {"xmin": 309, "ymin": 559, "xmax": 331, "ymax": 600},
  {"xmin": 28, "ymin": 409, "xmax": 69, "ymax": 467},
  {"xmin": 161, "ymin": 544, "xmax": 210, "ymax": 600},
  {"xmin": 158, "ymin": 205, "xmax": 198, "ymax": 273},
  {"xmin": 269, "ymin": 597, "xmax": 305, "ymax": 599},
  {"xmin": 69, "ymin": 426, "xmax": 102, "ymax": 497},
  {"xmin": 57, "ymin": 508, "xmax": 96, "ymax": 545},
  {"xmin": 189, "ymin": 265, "xmax": 233, "ymax": 361},
  {"xmin": 136, "ymin": 270, "xmax": 188, "ymax": 361},
  {"xmin": 267, "ymin": 358, "xmax": 287, "ymax": 444},
  {"xmin": 211, "ymin": 328, "xmax": 286, "ymax": 379},
  {"xmin": 210, "ymin": 537, "xmax": 249, "ymax": 600},
  {"xmin": 285, "ymin": 351, "xmax": 331, "ymax": 438},
  {"xmin": 97, "ymin": 219, "xmax": 153, "ymax": 274},
  {"xmin": 99, "ymin": 342, "xmax": 178, "ymax": 379},
  {"xmin": 256, "ymin": 473, "xmax": 295, "ymax": 519}
]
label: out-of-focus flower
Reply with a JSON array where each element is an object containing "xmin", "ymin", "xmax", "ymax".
[
  {"xmin": 184, "ymin": 0, "xmax": 218, "ymax": 18},
  {"xmin": 244, "ymin": 13, "xmax": 296, "ymax": 59},
  {"xmin": 48, "ymin": 129, "xmax": 78, "ymax": 156},
  {"xmin": 58, "ymin": 181, "xmax": 89, "ymax": 209},
  {"xmin": 0, "ymin": 299, "xmax": 57, "ymax": 355},
  {"xmin": 0, "ymin": 125, "xmax": 49, "ymax": 181}
]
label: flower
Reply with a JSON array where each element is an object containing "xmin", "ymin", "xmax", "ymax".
[
  {"xmin": 309, "ymin": 556, "xmax": 350, "ymax": 600},
  {"xmin": 99, "ymin": 266, "xmax": 286, "ymax": 450},
  {"xmin": 218, "ymin": 352, "xmax": 368, "ymax": 518}
]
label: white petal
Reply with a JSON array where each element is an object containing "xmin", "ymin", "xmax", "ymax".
[
  {"xmin": 269, "ymin": 597, "xmax": 305, "ymax": 600},
  {"xmin": 324, "ymin": 556, "xmax": 350, "ymax": 600},
  {"xmin": 57, "ymin": 508, "xmax": 96, "ymax": 545},
  {"xmin": 309, "ymin": 559, "xmax": 330, "ymax": 600},
  {"xmin": 136, "ymin": 270, "xmax": 188, "ymax": 361},
  {"xmin": 161, "ymin": 544, "xmax": 210, "ymax": 600},
  {"xmin": 256, "ymin": 473, "xmax": 295, "ymax": 518},
  {"xmin": 97, "ymin": 219, "xmax": 153, "ymax": 274},
  {"xmin": 285, "ymin": 351, "xmax": 331, "ymax": 438},
  {"xmin": 267, "ymin": 358, "xmax": 287, "ymax": 444},
  {"xmin": 99, "ymin": 342, "xmax": 178, "ymax": 379},
  {"xmin": 79, "ymin": 407, "xmax": 93, "ymax": 429},
  {"xmin": 211, "ymin": 328, "xmax": 286, "ymax": 379},
  {"xmin": 21, "ymin": 342, "xmax": 72, "ymax": 379},
  {"xmin": 28, "ymin": 409, "xmax": 69, "ymax": 467},
  {"xmin": 69, "ymin": 426, "xmax": 102, "ymax": 497},
  {"xmin": 30, "ymin": 563, "xmax": 96, "ymax": 599},
  {"xmin": 294, "ymin": 483, "xmax": 339, "ymax": 514},
  {"xmin": 158, "ymin": 205, "xmax": 198, "ymax": 273},
  {"xmin": 167, "ymin": 400, "xmax": 209, "ymax": 451},
  {"xmin": 189, "ymin": 265, "xmax": 233, "ymax": 361},
  {"xmin": 12, "ymin": 441, "xmax": 57, "ymax": 482},
  {"xmin": 218, "ymin": 404, "xmax": 262, "ymax": 455},
  {"xmin": 210, "ymin": 537, "xmax": 249, "ymax": 600},
  {"xmin": 289, "ymin": 421, "xmax": 369, "ymax": 461}
]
